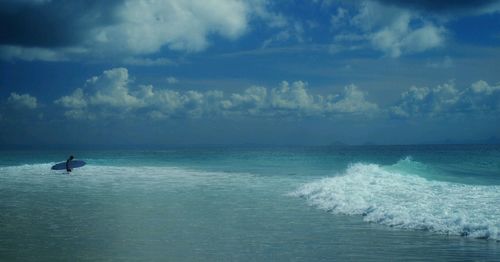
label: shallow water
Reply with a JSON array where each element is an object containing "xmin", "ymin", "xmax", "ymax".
[{"xmin": 1, "ymin": 145, "xmax": 499, "ymax": 261}]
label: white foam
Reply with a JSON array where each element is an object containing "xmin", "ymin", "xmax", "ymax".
[
  {"xmin": 0, "ymin": 163, "xmax": 282, "ymax": 191},
  {"xmin": 292, "ymin": 162, "xmax": 500, "ymax": 240}
]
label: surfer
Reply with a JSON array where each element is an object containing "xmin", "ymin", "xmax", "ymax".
[
  {"xmin": 51, "ymin": 157, "xmax": 85, "ymax": 171},
  {"xmin": 66, "ymin": 155, "xmax": 74, "ymax": 172}
]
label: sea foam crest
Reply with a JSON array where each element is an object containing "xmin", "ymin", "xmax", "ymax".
[
  {"xmin": 292, "ymin": 161, "xmax": 500, "ymax": 240},
  {"xmin": 0, "ymin": 163, "xmax": 261, "ymax": 189}
]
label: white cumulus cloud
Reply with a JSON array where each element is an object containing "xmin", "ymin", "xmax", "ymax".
[
  {"xmin": 391, "ymin": 80, "xmax": 500, "ymax": 117},
  {"xmin": 7, "ymin": 92, "xmax": 38, "ymax": 109},
  {"xmin": 98, "ymin": 0, "xmax": 250, "ymax": 54},
  {"xmin": 326, "ymin": 84, "xmax": 379, "ymax": 113},
  {"xmin": 55, "ymin": 68, "xmax": 379, "ymax": 120},
  {"xmin": 355, "ymin": 1, "xmax": 445, "ymax": 57},
  {"xmin": 166, "ymin": 76, "xmax": 179, "ymax": 84},
  {"xmin": 51, "ymin": 69, "xmax": 500, "ymax": 120},
  {"xmin": 332, "ymin": 1, "xmax": 446, "ymax": 57},
  {"xmin": 270, "ymin": 81, "xmax": 320, "ymax": 115},
  {"xmin": 1, "ymin": 0, "xmax": 281, "ymax": 61}
]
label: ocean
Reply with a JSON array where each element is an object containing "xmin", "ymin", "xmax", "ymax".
[{"xmin": 1, "ymin": 145, "xmax": 499, "ymax": 261}]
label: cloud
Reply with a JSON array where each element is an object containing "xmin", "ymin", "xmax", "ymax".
[
  {"xmin": 54, "ymin": 88, "xmax": 87, "ymax": 109},
  {"xmin": 55, "ymin": 68, "xmax": 225, "ymax": 119},
  {"xmin": 7, "ymin": 92, "xmax": 38, "ymax": 109},
  {"xmin": 250, "ymin": 0, "xmax": 288, "ymax": 28},
  {"xmin": 0, "ymin": 45, "xmax": 70, "ymax": 61},
  {"xmin": 55, "ymin": 68, "xmax": 379, "ymax": 120},
  {"xmin": 42, "ymin": 67, "xmax": 500, "ymax": 121},
  {"xmin": 54, "ymin": 68, "xmax": 140, "ymax": 118},
  {"xmin": 52, "ymin": 68, "xmax": 500, "ymax": 121},
  {"xmin": 391, "ymin": 80, "xmax": 500, "ymax": 118},
  {"xmin": 85, "ymin": 68, "xmax": 142, "ymax": 109},
  {"xmin": 222, "ymin": 85, "xmax": 267, "ymax": 115},
  {"xmin": 325, "ymin": 84, "xmax": 379, "ymax": 113},
  {"xmin": 269, "ymin": 81, "xmax": 320, "ymax": 115},
  {"xmin": 471, "ymin": 80, "xmax": 500, "ymax": 95},
  {"xmin": 324, "ymin": 0, "xmax": 500, "ymax": 58},
  {"xmin": 0, "ymin": 0, "xmax": 118, "ymax": 48},
  {"xmin": 262, "ymin": 22, "xmax": 305, "ymax": 48},
  {"xmin": 0, "ymin": 0, "xmax": 278, "ymax": 61},
  {"xmin": 464, "ymin": 80, "xmax": 500, "ymax": 112},
  {"xmin": 166, "ymin": 76, "xmax": 179, "ymax": 84},
  {"xmin": 350, "ymin": 1, "xmax": 445, "ymax": 57},
  {"xmin": 54, "ymin": 88, "xmax": 89, "ymax": 119},
  {"xmin": 373, "ymin": 0, "xmax": 500, "ymax": 14},
  {"xmin": 102, "ymin": 0, "xmax": 250, "ymax": 54}
]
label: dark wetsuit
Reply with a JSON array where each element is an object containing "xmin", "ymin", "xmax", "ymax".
[{"xmin": 66, "ymin": 157, "xmax": 74, "ymax": 172}]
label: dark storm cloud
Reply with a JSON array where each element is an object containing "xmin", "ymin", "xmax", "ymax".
[
  {"xmin": 374, "ymin": 0, "xmax": 500, "ymax": 13},
  {"xmin": 0, "ymin": 0, "xmax": 122, "ymax": 48}
]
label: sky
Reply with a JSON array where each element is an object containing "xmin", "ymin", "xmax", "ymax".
[{"xmin": 1, "ymin": 0, "xmax": 499, "ymax": 147}]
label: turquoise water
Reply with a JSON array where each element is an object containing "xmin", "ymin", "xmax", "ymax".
[{"xmin": 1, "ymin": 145, "xmax": 499, "ymax": 261}]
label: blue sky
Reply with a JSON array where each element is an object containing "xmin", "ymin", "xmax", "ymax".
[{"xmin": 1, "ymin": 0, "xmax": 499, "ymax": 146}]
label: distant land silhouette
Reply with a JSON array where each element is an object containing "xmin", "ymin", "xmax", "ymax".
[
  {"xmin": 425, "ymin": 136, "xmax": 500, "ymax": 145},
  {"xmin": 326, "ymin": 136, "xmax": 500, "ymax": 147}
]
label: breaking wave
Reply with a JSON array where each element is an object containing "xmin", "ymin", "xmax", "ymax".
[{"xmin": 292, "ymin": 158, "xmax": 500, "ymax": 240}]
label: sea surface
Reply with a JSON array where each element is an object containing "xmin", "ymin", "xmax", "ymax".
[{"xmin": 1, "ymin": 145, "xmax": 499, "ymax": 261}]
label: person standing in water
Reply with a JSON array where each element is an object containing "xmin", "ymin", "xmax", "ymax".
[{"xmin": 66, "ymin": 155, "xmax": 74, "ymax": 172}]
